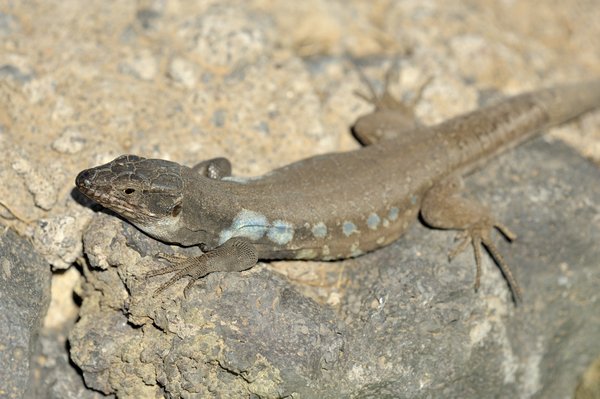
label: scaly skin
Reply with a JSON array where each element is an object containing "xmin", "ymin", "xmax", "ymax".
[{"xmin": 76, "ymin": 78, "xmax": 600, "ymax": 301}]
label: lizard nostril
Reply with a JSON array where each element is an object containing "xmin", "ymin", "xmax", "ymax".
[{"xmin": 75, "ymin": 169, "xmax": 93, "ymax": 188}]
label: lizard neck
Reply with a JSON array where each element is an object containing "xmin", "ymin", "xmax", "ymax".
[{"xmin": 178, "ymin": 171, "xmax": 245, "ymax": 247}]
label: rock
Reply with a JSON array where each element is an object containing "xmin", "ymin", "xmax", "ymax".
[
  {"xmin": 31, "ymin": 329, "xmax": 107, "ymax": 399},
  {"xmin": 70, "ymin": 139, "xmax": 600, "ymax": 397},
  {"xmin": 32, "ymin": 201, "xmax": 94, "ymax": 270},
  {"xmin": 181, "ymin": 4, "xmax": 272, "ymax": 71},
  {"xmin": 11, "ymin": 154, "xmax": 57, "ymax": 211},
  {"xmin": 118, "ymin": 49, "xmax": 158, "ymax": 81},
  {"xmin": 168, "ymin": 57, "xmax": 197, "ymax": 89},
  {"xmin": 51, "ymin": 127, "xmax": 87, "ymax": 155},
  {"xmin": 0, "ymin": 227, "xmax": 51, "ymax": 399}
]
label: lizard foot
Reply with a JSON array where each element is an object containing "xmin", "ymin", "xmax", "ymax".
[
  {"xmin": 144, "ymin": 237, "xmax": 258, "ymax": 297},
  {"xmin": 421, "ymin": 175, "xmax": 523, "ymax": 303},
  {"xmin": 448, "ymin": 221, "xmax": 521, "ymax": 302},
  {"xmin": 145, "ymin": 254, "xmax": 210, "ymax": 297}
]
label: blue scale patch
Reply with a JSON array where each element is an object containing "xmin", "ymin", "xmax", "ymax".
[
  {"xmin": 388, "ymin": 207, "xmax": 399, "ymax": 221},
  {"xmin": 342, "ymin": 221, "xmax": 358, "ymax": 237},
  {"xmin": 219, "ymin": 209, "xmax": 268, "ymax": 244},
  {"xmin": 267, "ymin": 220, "xmax": 295, "ymax": 245},
  {"xmin": 311, "ymin": 222, "xmax": 328, "ymax": 238},
  {"xmin": 367, "ymin": 213, "xmax": 381, "ymax": 230}
]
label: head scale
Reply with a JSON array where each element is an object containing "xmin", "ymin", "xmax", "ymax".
[{"xmin": 76, "ymin": 155, "xmax": 185, "ymax": 232}]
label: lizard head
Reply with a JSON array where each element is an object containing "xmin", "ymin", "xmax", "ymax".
[{"xmin": 76, "ymin": 155, "xmax": 185, "ymax": 239}]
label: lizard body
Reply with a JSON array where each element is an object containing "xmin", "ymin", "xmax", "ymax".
[{"xmin": 76, "ymin": 76, "xmax": 600, "ymax": 301}]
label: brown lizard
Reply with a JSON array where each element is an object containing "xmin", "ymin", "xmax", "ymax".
[{"xmin": 75, "ymin": 71, "xmax": 600, "ymax": 302}]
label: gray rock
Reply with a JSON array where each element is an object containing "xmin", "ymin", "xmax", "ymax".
[
  {"xmin": 70, "ymin": 138, "xmax": 600, "ymax": 398},
  {"xmin": 0, "ymin": 227, "xmax": 51, "ymax": 399},
  {"xmin": 31, "ymin": 330, "xmax": 109, "ymax": 399}
]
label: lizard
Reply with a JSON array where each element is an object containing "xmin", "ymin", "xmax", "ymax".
[{"xmin": 75, "ymin": 69, "xmax": 600, "ymax": 302}]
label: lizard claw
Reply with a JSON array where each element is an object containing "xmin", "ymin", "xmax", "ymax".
[
  {"xmin": 448, "ymin": 222, "xmax": 522, "ymax": 302},
  {"xmin": 155, "ymin": 252, "xmax": 188, "ymax": 263},
  {"xmin": 145, "ymin": 255, "xmax": 204, "ymax": 296},
  {"xmin": 143, "ymin": 252, "xmax": 190, "ymax": 279},
  {"xmin": 448, "ymin": 230, "xmax": 471, "ymax": 261},
  {"xmin": 152, "ymin": 265, "xmax": 196, "ymax": 296}
]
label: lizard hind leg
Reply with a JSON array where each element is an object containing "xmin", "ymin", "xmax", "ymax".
[
  {"xmin": 352, "ymin": 60, "xmax": 431, "ymax": 146},
  {"xmin": 421, "ymin": 176, "xmax": 523, "ymax": 303}
]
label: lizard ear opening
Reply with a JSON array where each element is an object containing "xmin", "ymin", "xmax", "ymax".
[{"xmin": 124, "ymin": 188, "xmax": 136, "ymax": 195}]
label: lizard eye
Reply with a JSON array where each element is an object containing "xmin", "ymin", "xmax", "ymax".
[
  {"xmin": 171, "ymin": 204, "xmax": 182, "ymax": 217},
  {"xmin": 124, "ymin": 188, "xmax": 135, "ymax": 195}
]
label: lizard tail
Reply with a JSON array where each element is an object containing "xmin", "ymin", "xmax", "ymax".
[
  {"xmin": 539, "ymin": 79, "xmax": 600, "ymax": 126},
  {"xmin": 437, "ymin": 78, "xmax": 600, "ymax": 170}
]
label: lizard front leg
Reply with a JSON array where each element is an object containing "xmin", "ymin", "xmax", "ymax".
[
  {"xmin": 352, "ymin": 61, "xmax": 430, "ymax": 146},
  {"xmin": 192, "ymin": 157, "xmax": 232, "ymax": 179},
  {"xmin": 145, "ymin": 237, "xmax": 258, "ymax": 297},
  {"xmin": 420, "ymin": 175, "xmax": 522, "ymax": 302}
]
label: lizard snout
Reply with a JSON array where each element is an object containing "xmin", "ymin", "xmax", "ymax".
[{"xmin": 75, "ymin": 169, "xmax": 95, "ymax": 190}]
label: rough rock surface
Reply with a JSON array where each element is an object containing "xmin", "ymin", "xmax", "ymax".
[
  {"xmin": 30, "ymin": 328, "xmax": 108, "ymax": 399},
  {"xmin": 0, "ymin": 0, "xmax": 599, "ymax": 398},
  {"xmin": 70, "ymin": 139, "xmax": 600, "ymax": 398},
  {"xmin": 0, "ymin": 228, "xmax": 51, "ymax": 399}
]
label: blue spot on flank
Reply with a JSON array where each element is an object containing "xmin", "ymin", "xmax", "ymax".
[
  {"xmin": 268, "ymin": 220, "xmax": 294, "ymax": 245},
  {"xmin": 367, "ymin": 213, "xmax": 380, "ymax": 230},
  {"xmin": 342, "ymin": 221, "xmax": 358, "ymax": 237},
  {"xmin": 388, "ymin": 207, "xmax": 399, "ymax": 221},
  {"xmin": 311, "ymin": 222, "xmax": 328, "ymax": 238},
  {"xmin": 219, "ymin": 209, "xmax": 268, "ymax": 244}
]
